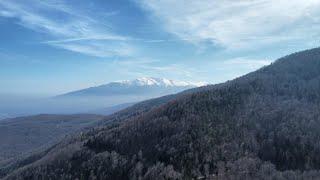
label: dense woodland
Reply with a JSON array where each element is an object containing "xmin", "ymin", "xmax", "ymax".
[{"xmin": 3, "ymin": 48, "xmax": 320, "ymax": 179}]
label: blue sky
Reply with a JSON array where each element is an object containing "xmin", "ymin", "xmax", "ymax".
[{"xmin": 1, "ymin": 0, "xmax": 320, "ymax": 95}]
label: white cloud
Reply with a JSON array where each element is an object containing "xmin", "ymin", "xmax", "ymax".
[
  {"xmin": 138, "ymin": 0, "xmax": 320, "ymax": 49},
  {"xmin": 0, "ymin": 0, "xmax": 134, "ymax": 57}
]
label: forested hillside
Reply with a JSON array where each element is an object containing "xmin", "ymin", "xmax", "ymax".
[{"xmin": 4, "ymin": 48, "xmax": 320, "ymax": 179}]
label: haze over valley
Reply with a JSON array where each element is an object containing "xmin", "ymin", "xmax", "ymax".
[{"xmin": 0, "ymin": 77, "xmax": 204, "ymax": 119}]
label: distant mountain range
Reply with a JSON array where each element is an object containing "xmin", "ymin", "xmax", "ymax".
[
  {"xmin": 59, "ymin": 77, "xmax": 206, "ymax": 98},
  {"xmin": 0, "ymin": 78, "xmax": 205, "ymax": 119}
]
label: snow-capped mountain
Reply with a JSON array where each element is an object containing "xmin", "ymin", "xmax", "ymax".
[
  {"xmin": 59, "ymin": 77, "xmax": 206, "ymax": 98},
  {"xmin": 118, "ymin": 77, "xmax": 205, "ymax": 87}
]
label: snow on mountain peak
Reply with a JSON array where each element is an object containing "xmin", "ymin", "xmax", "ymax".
[
  {"xmin": 61, "ymin": 77, "xmax": 208, "ymax": 98},
  {"xmin": 118, "ymin": 77, "xmax": 207, "ymax": 87}
]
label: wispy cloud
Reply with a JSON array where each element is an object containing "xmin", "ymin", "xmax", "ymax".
[
  {"xmin": 138, "ymin": 0, "xmax": 320, "ymax": 50},
  {"xmin": 0, "ymin": 0, "xmax": 134, "ymax": 57},
  {"xmin": 44, "ymin": 36, "xmax": 128, "ymax": 44}
]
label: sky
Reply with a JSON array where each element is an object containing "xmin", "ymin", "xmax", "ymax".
[{"xmin": 0, "ymin": 0, "xmax": 320, "ymax": 96}]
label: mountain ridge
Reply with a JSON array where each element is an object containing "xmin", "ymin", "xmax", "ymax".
[{"xmin": 58, "ymin": 77, "xmax": 207, "ymax": 97}]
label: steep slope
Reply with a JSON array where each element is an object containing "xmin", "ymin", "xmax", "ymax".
[{"xmin": 4, "ymin": 48, "xmax": 320, "ymax": 179}]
